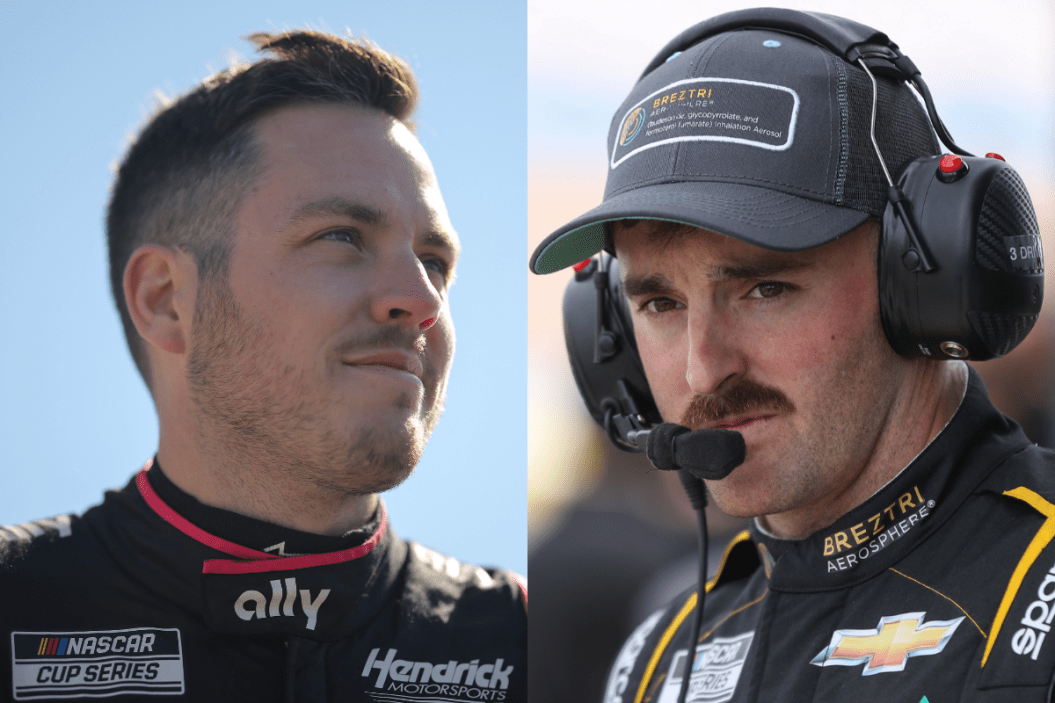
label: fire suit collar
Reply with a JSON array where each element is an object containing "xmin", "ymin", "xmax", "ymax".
[
  {"xmin": 749, "ymin": 366, "xmax": 1029, "ymax": 592},
  {"xmin": 132, "ymin": 463, "xmax": 406, "ymax": 641},
  {"xmin": 144, "ymin": 459, "xmax": 384, "ymax": 557},
  {"xmin": 198, "ymin": 531, "xmax": 407, "ymax": 641}
]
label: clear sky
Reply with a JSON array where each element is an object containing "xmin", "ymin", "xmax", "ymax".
[{"xmin": 0, "ymin": 0, "xmax": 526, "ymax": 576}]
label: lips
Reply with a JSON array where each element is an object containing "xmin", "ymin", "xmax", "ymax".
[
  {"xmin": 711, "ymin": 415, "xmax": 775, "ymax": 430},
  {"xmin": 342, "ymin": 351, "xmax": 424, "ymax": 379}
]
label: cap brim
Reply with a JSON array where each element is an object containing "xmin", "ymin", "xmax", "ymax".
[{"xmin": 529, "ymin": 181, "xmax": 870, "ymax": 274}]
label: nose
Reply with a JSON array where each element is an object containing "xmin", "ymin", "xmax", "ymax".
[
  {"xmin": 684, "ymin": 305, "xmax": 745, "ymax": 395},
  {"xmin": 369, "ymin": 254, "xmax": 444, "ymax": 331}
]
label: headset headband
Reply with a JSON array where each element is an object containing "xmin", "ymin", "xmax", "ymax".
[
  {"xmin": 641, "ymin": 9, "xmax": 899, "ymax": 78},
  {"xmin": 640, "ymin": 8, "xmax": 969, "ymax": 159}
]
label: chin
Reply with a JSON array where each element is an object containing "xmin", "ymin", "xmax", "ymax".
[
  {"xmin": 324, "ymin": 397, "xmax": 444, "ymax": 495},
  {"xmin": 355, "ymin": 461, "xmax": 418, "ymax": 495},
  {"xmin": 297, "ymin": 416, "xmax": 420, "ymax": 496},
  {"xmin": 329, "ymin": 446, "xmax": 419, "ymax": 496},
  {"xmin": 706, "ymin": 461, "xmax": 788, "ymax": 519}
]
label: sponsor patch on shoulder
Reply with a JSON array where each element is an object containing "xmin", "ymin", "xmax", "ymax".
[
  {"xmin": 0, "ymin": 516, "xmax": 72, "ymax": 543},
  {"xmin": 411, "ymin": 543, "xmax": 464, "ymax": 580},
  {"xmin": 604, "ymin": 609, "xmax": 663, "ymax": 703},
  {"xmin": 10, "ymin": 628, "xmax": 184, "ymax": 699}
]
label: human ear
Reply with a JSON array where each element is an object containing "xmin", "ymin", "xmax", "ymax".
[{"xmin": 123, "ymin": 245, "xmax": 197, "ymax": 356}]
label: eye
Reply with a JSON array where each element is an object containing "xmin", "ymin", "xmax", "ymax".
[
  {"xmin": 641, "ymin": 297, "xmax": 683, "ymax": 314},
  {"xmin": 319, "ymin": 228, "xmax": 363, "ymax": 248},
  {"xmin": 421, "ymin": 257, "xmax": 450, "ymax": 277},
  {"xmin": 420, "ymin": 257, "xmax": 454, "ymax": 291},
  {"xmin": 745, "ymin": 281, "xmax": 790, "ymax": 299}
]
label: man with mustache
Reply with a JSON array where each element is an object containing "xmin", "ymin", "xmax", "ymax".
[
  {"xmin": 531, "ymin": 9, "xmax": 1052, "ymax": 702},
  {"xmin": 0, "ymin": 31, "xmax": 525, "ymax": 701}
]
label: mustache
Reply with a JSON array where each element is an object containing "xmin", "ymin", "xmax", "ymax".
[
  {"xmin": 334, "ymin": 325, "xmax": 425, "ymax": 357},
  {"xmin": 680, "ymin": 378, "xmax": 795, "ymax": 427},
  {"xmin": 334, "ymin": 326, "xmax": 434, "ymax": 380}
]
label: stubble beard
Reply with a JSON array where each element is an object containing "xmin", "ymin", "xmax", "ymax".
[{"xmin": 185, "ymin": 275, "xmax": 444, "ymax": 500}]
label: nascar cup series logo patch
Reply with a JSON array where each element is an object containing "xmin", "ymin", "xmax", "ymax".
[
  {"xmin": 10, "ymin": 628, "xmax": 184, "ymax": 699},
  {"xmin": 660, "ymin": 632, "xmax": 753, "ymax": 703}
]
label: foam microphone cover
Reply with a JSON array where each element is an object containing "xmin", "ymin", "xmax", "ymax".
[
  {"xmin": 644, "ymin": 423, "xmax": 690, "ymax": 471},
  {"xmin": 645, "ymin": 423, "xmax": 746, "ymax": 480}
]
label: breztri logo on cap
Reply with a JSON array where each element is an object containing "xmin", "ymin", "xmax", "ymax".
[{"xmin": 610, "ymin": 78, "xmax": 799, "ymax": 169}]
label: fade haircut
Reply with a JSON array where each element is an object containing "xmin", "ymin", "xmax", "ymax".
[{"xmin": 107, "ymin": 30, "xmax": 419, "ymax": 388}]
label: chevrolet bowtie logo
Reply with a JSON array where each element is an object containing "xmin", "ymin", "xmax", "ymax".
[{"xmin": 810, "ymin": 612, "xmax": 964, "ymax": 675}]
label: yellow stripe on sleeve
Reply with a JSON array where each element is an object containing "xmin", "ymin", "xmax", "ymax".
[
  {"xmin": 634, "ymin": 592, "xmax": 696, "ymax": 703},
  {"xmin": 633, "ymin": 530, "xmax": 756, "ymax": 703},
  {"xmin": 982, "ymin": 486, "xmax": 1055, "ymax": 667}
]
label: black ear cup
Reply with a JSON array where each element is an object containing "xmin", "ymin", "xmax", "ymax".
[
  {"xmin": 879, "ymin": 155, "xmax": 1043, "ymax": 360},
  {"xmin": 562, "ymin": 256, "xmax": 661, "ymax": 448}
]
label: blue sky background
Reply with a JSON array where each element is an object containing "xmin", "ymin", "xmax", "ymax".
[{"xmin": 0, "ymin": 0, "xmax": 526, "ymax": 576}]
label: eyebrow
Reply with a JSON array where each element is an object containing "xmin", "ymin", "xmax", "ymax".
[
  {"xmin": 709, "ymin": 258, "xmax": 813, "ymax": 281},
  {"xmin": 621, "ymin": 258, "xmax": 813, "ymax": 297},
  {"xmin": 622, "ymin": 273, "xmax": 675, "ymax": 299},
  {"xmin": 287, "ymin": 197, "xmax": 388, "ymax": 229},
  {"xmin": 422, "ymin": 230, "xmax": 460, "ymax": 259}
]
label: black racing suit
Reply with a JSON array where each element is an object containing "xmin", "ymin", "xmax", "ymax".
[
  {"xmin": 604, "ymin": 367, "xmax": 1055, "ymax": 703},
  {"xmin": 0, "ymin": 462, "xmax": 526, "ymax": 702}
]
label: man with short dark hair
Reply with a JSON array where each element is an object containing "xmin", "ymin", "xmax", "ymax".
[
  {"xmin": 531, "ymin": 9, "xmax": 1053, "ymax": 701},
  {"xmin": 1, "ymin": 31, "xmax": 525, "ymax": 701}
]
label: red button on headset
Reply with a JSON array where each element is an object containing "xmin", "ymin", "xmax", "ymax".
[
  {"xmin": 939, "ymin": 154, "xmax": 963, "ymax": 173},
  {"xmin": 985, "ymin": 152, "xmax": 1006, "ymax": 161},
  {"xmin": 573, "ymin": 258, "xmax": 593, "ymax": 272},
  {"xmin": 937, "ymin": 153, "xmax": 968, "ymax": 182}
]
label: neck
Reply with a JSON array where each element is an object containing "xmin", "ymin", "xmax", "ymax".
[
  {"xmin": 758, "ymin": 360, "xmax": 968, "ymax": 540},
  {"xmin": 156, "ymin": 426, "xmax": 378, "ymax": 537}
]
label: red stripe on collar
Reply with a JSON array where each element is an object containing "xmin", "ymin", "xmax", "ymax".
[
  {"xmin": 202, "ymin": 512, "xmax": 386, "ymax": 574},
  {"xmin": 136, "ymin": 467, "xmax": 388, "ymax": 573},
  {"xmin": 137, "ymin": 468, "xmax": 274, "ymax": 560}
]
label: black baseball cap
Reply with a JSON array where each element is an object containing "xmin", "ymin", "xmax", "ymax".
[{"xmin": 529, "ymin": 12, "xmax": 938, "ymax": 275}]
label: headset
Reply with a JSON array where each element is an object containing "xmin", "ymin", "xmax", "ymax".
[{"xmin": 563, "ymin": 8, "xmax": 1045, "ymax": 454}]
